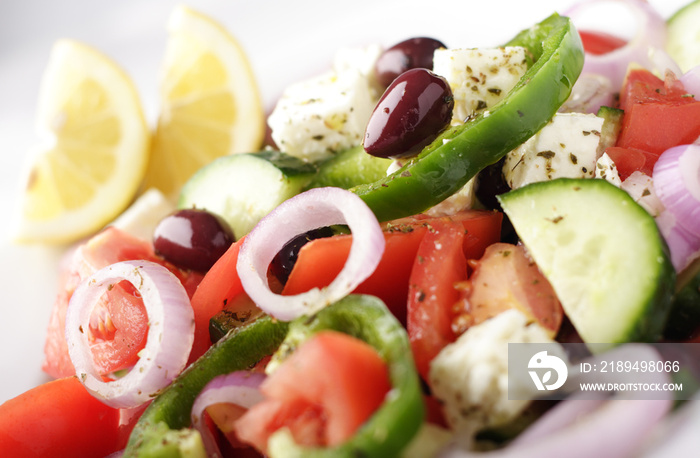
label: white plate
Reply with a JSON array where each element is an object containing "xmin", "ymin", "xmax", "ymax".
[{"xmin": 0, "ymin": 0, "xmax": 696, "ymax": 453}]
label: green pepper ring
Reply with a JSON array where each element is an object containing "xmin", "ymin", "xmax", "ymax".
[
  {"xmin": 351, "ymin": 13, "xmax": 585, "ymax": 222},
  {"xmin": 124, "ymin": 295, "xmax": 422, "ymax": 458}
]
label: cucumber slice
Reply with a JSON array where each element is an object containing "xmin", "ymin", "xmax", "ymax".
[
  {"xmin": 498, "ymin": 178, "xmax": 675, "ymax": 345},
  {"xmin": 667, "ymin": 0, "xmax": 700, "ymax": 73},
  {"xmin": 305, "ymin": 145, "xmax": 392, "ymax": 190},
  {"xmin": 178, "ymin": 151, "xmax": 316, "ymax": 238}
]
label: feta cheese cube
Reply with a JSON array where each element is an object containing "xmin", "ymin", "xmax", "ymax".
[
  {"xmin": 332, "ymin": 43, "xmax": 383, "ymax": 96},
  {"xmin": 424, "ymin": 178, "xmax": 476, "ymax": 216},
  {"xmin": 432, "ymin": 47, "xmax": 528, "ymax": 125},
  {"xmin": 503, "ymin": 113, "xmax": 604, "ymax": 189},
  {"xmin": 429, "ymin": 309, "xmax": 558, "ymax": 438},
  {"xmin": 621, "ymin": 171, "xmax": 665, "ymax": 217},
  {"xmin": 595, "ymin": 152, "xmax": 622, "ymax": 187},
  {"xmin": 268, "ymin": 47, "xmax": 380, "ymax": 163}
]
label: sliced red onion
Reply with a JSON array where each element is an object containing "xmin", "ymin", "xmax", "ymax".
[
  {"xmin": 65, "ymin": 260, "xmax": 194, "ymax": 409},
  {"xmin": 680, "ymin": 65, "xmax": 700, "ymax": 101},
  {"xmin": 191, "ymin": 371, "xmax": 266, "ymax": 458},
  {"xmin": 652, "ymin": 145, "xmax": 700, "ymax": 272},
  {"xmin": 655, "ymin": 210, "xmax": 700, "ymax": 272},
  {"xmin": 653, "ymin": 145, "xmax": 700, "ymax": 235},
  {"xmin": 565, "ymin": 0, "xmax": 680, "ymax": 92},
  {"xmin": 440, "ymin": 344, "xmax": 673, "ymax": 458},
  {"xmin": 237, "ymin": 187, "xmax": 385, "ymax": 321}
]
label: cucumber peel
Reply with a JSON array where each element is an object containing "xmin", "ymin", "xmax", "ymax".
[
  {"xmin": 595, "ymin": 106, "xmax": 624, "ymax": 155},
  {"xmin": 178, "ymin": 150, "xmax": 316, "ymax": 238},
  {"xmin": 498, "ymin": 178, "xmax": 675, "ymax": 346}
]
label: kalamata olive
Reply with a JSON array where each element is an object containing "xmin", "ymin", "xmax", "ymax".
[
  {"xmin": 364, "ymin": 68, "xmax": 454, "ymax": 159},
  {"xmin": 475, "ymin": 158, "xmax": 510, "ymax": 211},
  {"xmin": 375, "ymin": 37, "xmax": 447, "ymax": 89},
  {"xmin": 474, "ymin": 158, "xmax": 518, "ymax": 244},
  {"xmin": 153, "ymin": 208, "xmax": 235, "ymax": 272},
  {"xmin": 269, "ymin": 226, "xmax": 334, "ymax": 284}
]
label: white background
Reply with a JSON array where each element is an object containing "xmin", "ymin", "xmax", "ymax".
[{"xmin": 0, "ymin": 0, "xmax": 691, "ymax": 434}]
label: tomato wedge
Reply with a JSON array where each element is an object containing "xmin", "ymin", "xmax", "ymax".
[
  {"xmin": 614, "ymin": 68, "xmax": 700, "ymax": 163},
  {"xmin": 455, "ymin": 243, "xmax": 563, "ymax": 336},
  {"xmin": 43, "ymin": 227, "xmax": 202, "ymax": 379},
  {"xmin": 604, "ymin": 145, "xmax": 657, "ymax": 180},
  {"xmin": 0, "ymin": 377, "xmax": 123, "ymax": 458},
  {"xmin": 234, "ymin": 331, "xmax": 391, "ymax": 453},
  {"xmin": 188, "ymin": 237, "xmax": 250, "ymax": 363},
  {"xmin": 282, "ymin": 210, "xmax": 502, "ymax": 324},
  {"xmin": 281, "ymin": 225, "xmax": 425, "ymax": 324},
  {"xmin": 407, "ymin": 219, "xmax": 468, "ymax": 381}
]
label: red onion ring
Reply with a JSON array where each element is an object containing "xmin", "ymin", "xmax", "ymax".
[
  {"xmin": 191, "ymin": 371, "xmax": 266, "ymax": 458},
  {"xmin": 655, "ymin": 210, "xmax": 700, "ymax": 273},
  {"xmin": 680, "ymin": 65, "xmax": 700, "ymax": 102},
  {"xmin": 440, "ymin": 344, "xmax": 673, "ymax": 458},
  {"xmin": 65, "ymin": 260, "xmax": 194, "ymax": 409},
  {"xmin": 565, "ymin": 0, "xmax": 680, "ymax": 92},
  {"xmin": 237, "ymin": 187, "xmax": 385, "ymax": 321},
  {"xmin": 652, "ymin": 145, "xmax": 700, "ymax": 271},
  {"xmin": 653, "ymin": 145, "xmax": 700, "ymax": 235}
]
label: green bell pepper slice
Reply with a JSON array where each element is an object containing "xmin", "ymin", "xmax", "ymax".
[
  {"xmin": 351, "ymin": 13, "xmax": 584, "ymax": 221},
  {"xmin": 123, "ymin": 316, "xmax": 289, "ymax": 457},
  {"xmin": 266, "ymin": 294, "xmax": 424, "ymax": 457},
  {"xmin": 123, "ymin": 295, "xmax": 423, "ymax": 458}
]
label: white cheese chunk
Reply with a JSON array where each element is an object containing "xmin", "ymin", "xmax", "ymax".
[
  {"xmin": 594, "ymin": 152, "xmax": 622, "ymax": 187},
  {"xmin": 423, "ymin": 178, "xmax": 476, "ymax": 217},
  {"xmin": 621, "ymin": 171, "xmax": 665, "ymax": 217},
  {"xmin": 432, "ymin": 47, "xmax": 528, "ymax": 125},
  {"xmin": 268, "ymin": 47, "xmax": 380, "ymax": 163},
  {"xmin": 429, "ymin": 309, "xmax": 558, "ymax": 439},
  {"xmin": 332, "ymin": 44, "xmax": 383, "ymax": 96},
  {"xmin": 503, "ymin": 113, "xmax": 604, "ymax": 189}
]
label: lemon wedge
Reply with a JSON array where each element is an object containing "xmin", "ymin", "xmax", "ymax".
[
  {"xmin": 143, "ymin": 6, "xmax": 265, "ymax": 198},
  {"xmin": 14, "ymin": 39, "xmax": 150, "ymax": 244}
]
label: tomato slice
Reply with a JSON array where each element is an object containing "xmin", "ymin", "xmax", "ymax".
[
  {"xmin": 618, "ymin": 67, "xmax": 689, "ymax": 112},
  {"xmin": 0, "ymin": 377, "xmax": 123, "ymax": 457},
  {"xmin": 578, "ymin": 30, "xmax": 626, "ymax": 55},
  {"xmin": 188, "ymin": 237, "xmax": 251, "ymax": 363},
  {"xmin": 604, "ymin": 146, "xmax": 657, "ymax": 180},
  {"xmin": 611, "ymin": 68, "xmax": 700, "ymax": 177},
  {"xmin": 282, "ymin": 210, "xmax": 502, "ymax": 324},
  {"xmin": 43, "ymin": 227, "xmax": 202, "ymax": 379},
  {"xmin": 454, "ymin": 243, "xmax": 563, "ymax": 336},
  {"xmin": 234, "ymin": 331, "xmax": 391, "ymax": 453},
  {"xmin": 406, "ymin": 219, "xmax": 468, "ymax": 381},
  {"xmin": 615, "ymin": 101, "xmax": 700, "ymax": 156},
  {"xmin": 281, "ymin": 226, "xmax": 425, "ymax": 324}
]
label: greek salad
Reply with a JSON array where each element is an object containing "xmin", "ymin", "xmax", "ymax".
[{"xmin": 2, "ymin": 0, "xmax": 700, "ymax": 456}]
